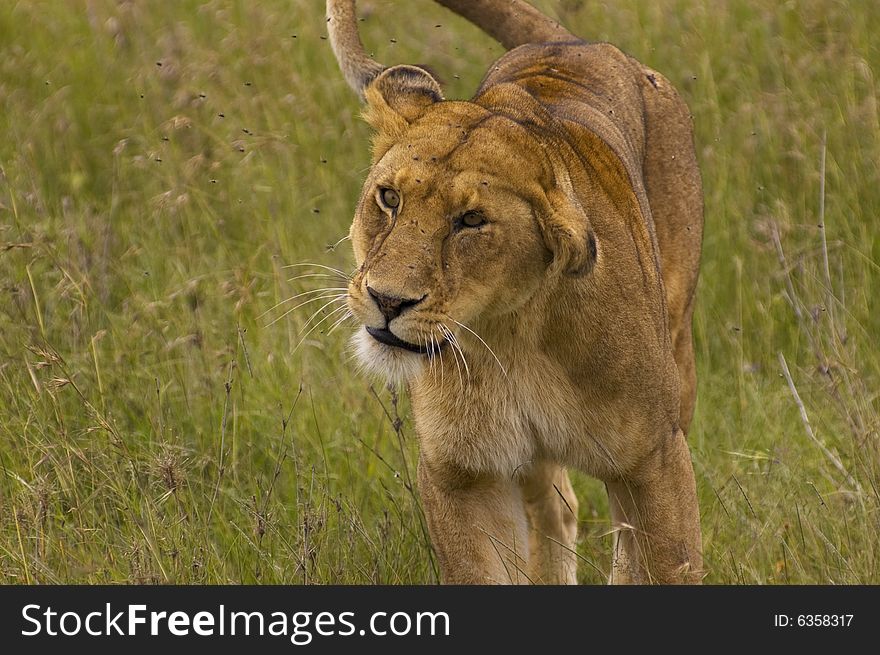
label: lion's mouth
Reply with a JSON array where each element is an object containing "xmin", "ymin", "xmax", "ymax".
[{"xmin": 366, "ymin": 326, "xmax": 444, "ymax": 355}]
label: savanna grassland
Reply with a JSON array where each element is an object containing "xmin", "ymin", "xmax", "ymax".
[{"xmin": 0, "ymin": 0, "xmax": 878, "ymax": 584}]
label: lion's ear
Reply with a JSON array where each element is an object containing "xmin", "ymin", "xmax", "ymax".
[
  {"xmin": 363, "ymin": 65, "xmax": 442, "ymax": 159},
  {"xmin": 539, "ymin": 167, "xmax": 597, "ymax": 277}
]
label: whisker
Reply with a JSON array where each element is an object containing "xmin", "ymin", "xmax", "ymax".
[
  {"xmin": 434, "ymin": 331, "xmax": 445, "ymax": 387},
  {"xmin": 326, "ymin": 234, "xmax": 352, "ymax": 252},
  {"xmin": 448, "ymin": 330, "xmax": 471, "ymax": 390},
  {"xmin": 421, "ymin": 334, "xmax": 429, "ymax": 376},
  {"xmin": 422, "ymin": 334, "xmax": 434, "ymax": 381},
  {"xmin": 303, "ymin": 303, "xmax": 350, "ymax": 339},
  {"xmin": 325, "ymin": 310, "xmax": 354, "ymax": 336},
  {"xmin": 450, "ymin": 317, "xmax": 507, "ymax": 378},
  {"xmin": 425, "ymin": 333, "xmax": 432, "ymax": 377},
  {"xmin": 263, "ymin": 292, "xmax": 346, "ymax": 327},
  {"xmin": 446, "ymin": 325, "xmax": 472, "ymax": 392},
  {"xmin": 438, "ymin": 323, "xmax": 464, "ymax": 390},
  {"xmin": 286, "ymin": 272, "xmax": 348, "ymax": 284},
  {"xmin": 299, "ymin": 295, "xmax": 349, "ymax": 334},
  {"xmin": 282, "ymin": 262, "xmax": 352, "ymax": 279},
  {"xmin": 447, "ymin": 339, "xmax": 463, "ymax": 389},
  {"xmin": 258, "ymin": 287, "xmax": 348, "ymax": 320},
  {"xmin": 290, "ymin": 304, "xmax": 352, "ymax": 355}
]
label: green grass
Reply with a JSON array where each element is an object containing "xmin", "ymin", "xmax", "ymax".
[{"xmin": 1, "ymin": 0, "xmax": 878, "ymax": 584}]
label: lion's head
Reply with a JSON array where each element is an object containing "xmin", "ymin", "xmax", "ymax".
[{"xmin": 342, "ymin": 66, "xmax": 597, "ymax": 381}]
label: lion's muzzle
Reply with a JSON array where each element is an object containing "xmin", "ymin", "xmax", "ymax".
[
  {"xmin": 366, "ymin": 285, "xmax": 426, "ymax": 322},
  {"xmin": 365, "ymin": 326, "xmax": 438, "ymax": 354}
]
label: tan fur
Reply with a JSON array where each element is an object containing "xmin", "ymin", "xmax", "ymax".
[{"xmin": 327, "ymin": 0, "xmax": 704, "ymax": 584}]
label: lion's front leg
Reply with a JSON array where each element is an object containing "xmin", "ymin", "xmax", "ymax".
[
  {"xmin": 418, "ymin": 456, "xmax": 530, "ymax": 584},
  {"xmin": 606, "ymin": 428, "xmax": 703, "ymax": 584},
  {"xmin": 520, "ymin": 462, "xmax": 579, "ymax": 584}
]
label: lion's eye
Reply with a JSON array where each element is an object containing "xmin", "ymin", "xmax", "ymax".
[
  {"xmin": 458, "ymin": 210, "xmax": 486, "ymax": 229},
  {"xmin": 378, "ymin": 188, "xmax": 400, "ymax": 210}
]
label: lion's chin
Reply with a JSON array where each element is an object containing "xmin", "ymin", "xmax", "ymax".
[{"xmin": 351, "ymin": 327, "xmax": 425, "ymax": 384}]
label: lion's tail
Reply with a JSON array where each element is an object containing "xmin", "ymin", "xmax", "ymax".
[
  {"xmin": 326, "ymin": 0, "xmax": 385, "ymax": 99},
  {"xmin": 326, "ymin": 0, "xmax": 576, "ymax": 98},
  {"xmin": 434, "ymin": 0, "xmax": 576, "ymax": 50}
]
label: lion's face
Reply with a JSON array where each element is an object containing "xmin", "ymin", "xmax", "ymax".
[
  {"xmin": 344, "ymin": 69, "xmax": 595, "ymax": 381},
  {"xmin": 347, "ymin": 104, "xmax": 548, "ymax": 379}
]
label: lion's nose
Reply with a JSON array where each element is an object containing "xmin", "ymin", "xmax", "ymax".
[{"xmin": 366, "ymin": 286, "xmax": 425, "ymax": 322}]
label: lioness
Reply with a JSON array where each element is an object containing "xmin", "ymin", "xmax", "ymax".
[{"xmin": 326, "ymin": 0, "xmax": 704, "ymax": 584}]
